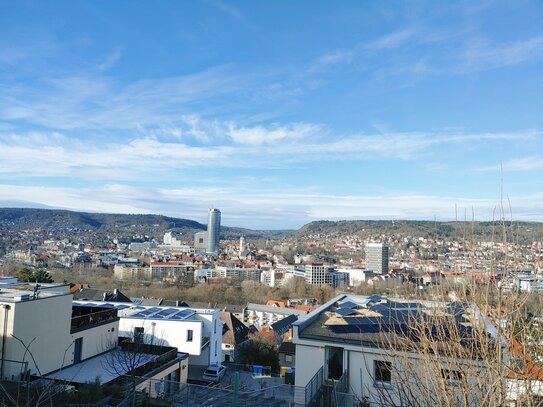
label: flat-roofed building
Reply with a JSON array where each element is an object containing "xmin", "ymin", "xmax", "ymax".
[
  {"xmin": 365, "ymin": 242, "xmax": 389, "ymax": 274},
  {"xmin": 74, "ymin": 300, "xmax": 223, "ymax": 369}
]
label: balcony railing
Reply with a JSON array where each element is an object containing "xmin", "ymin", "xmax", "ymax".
[
  {"xmin": 201, "ymin": 336, "xmax": 210, "ymax": 350},
  {"xmin": 70, "ymin": 308, "xmax": 118, "ymax": 333},
  {"xmin": 301, "ymin": 366, "xmax": 323, "ymax": 406}
]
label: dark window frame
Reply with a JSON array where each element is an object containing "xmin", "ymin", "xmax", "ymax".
[{"xmin": 374, "ymin": 360, "xmax": 392, "ymax": 383}]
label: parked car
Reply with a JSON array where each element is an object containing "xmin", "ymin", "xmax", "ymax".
[{"xmin": 202, "ymin": 364, "xmax": 227, "ymax": 383}]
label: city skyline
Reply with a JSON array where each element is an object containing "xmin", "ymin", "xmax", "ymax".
[{"xmin": 1, "ymin": 1, "xmax": 542, "ymax": 229}]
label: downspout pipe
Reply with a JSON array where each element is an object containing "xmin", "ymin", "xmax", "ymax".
[{"xmin": 1, "ymin": 304, "xmax": 11, "ymax": 379}]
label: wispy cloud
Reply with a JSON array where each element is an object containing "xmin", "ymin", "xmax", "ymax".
[
  {"xmin": 476, "ymin": 156, "xmax": 543, "ymax": 172},
  {"xmin": 317, "ymin": 50, "xmax": 354, "ymax": 65},
  {"xmin": 366, "ymin": 28, "xmax": 419, "ymax": 50},
  {"xmin": 457, "ymin": 36, "xmax": 543, "ymax": 73},
  {"xmin": 0, "ymin": 66, "xmax": 245, "ymax": 131},
  {"xmin": 98, "ymin": 48, "xmax": 123, "ymax": 71},
  {"xmin": 207, "ymin": 0, "xmax": 242, "ymax": 19},
  {"xmin": 0, "ymin": 127, "xmax": 537, "ymax": 180},
  {"xmin": 226, "ymin": 122, "xmax": 324, "ymax": 145}
]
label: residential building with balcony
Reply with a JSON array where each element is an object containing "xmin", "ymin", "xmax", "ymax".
[
  {"xmin": 292, "ymin": 294, "xmax": 543, "ymax": 406},
  {"xmin": 0, "ymin": 285, "xmax": 187, "ymax": 395},
  {"xmin": 73, "ymin": 300, "xmax": 223, "ymax": 370}
]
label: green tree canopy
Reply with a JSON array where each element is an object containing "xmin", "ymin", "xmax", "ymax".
[{"xmin": 16, "ymin": 267, "xmax": 54, "ymax": 283}]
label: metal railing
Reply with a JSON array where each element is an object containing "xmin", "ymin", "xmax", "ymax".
[
  {"xmin": 118, "ymin": 376, "xmax": 303, "ymax": 406},
  {"xmin": 304, "ymin": 366, "xmax": 324, "ymax": 406},
  {"xmin": 70, "ymin": 308, "xmax": 118, "ymax": 333}
]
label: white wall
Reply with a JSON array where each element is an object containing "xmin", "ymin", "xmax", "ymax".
[
  {"xmin": 118, "ymin": 309, "xmax": 222, "ymax": 367},
  {"xmin": 118, "ymin": 319, "xmax": 203, "ymax": 356},
  {"xmin": 3, "ymin": 294, "xmax": 73, "ymax": 378},
  {"xmin": 294, "ymin": 344, "xmax": 325, "ymax": 387},
  {"xmin": 72, "ymin": 320, "xmax": 119, "ymax": 361}
]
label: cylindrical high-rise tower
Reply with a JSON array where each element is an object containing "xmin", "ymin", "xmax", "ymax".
[
  {"xmin": 239, "ymin": 235, "xmax": 246, "ymax": 256},
  {"xmin": 206, "ymin": 208, "xmax": 221, "ymax": 253}
]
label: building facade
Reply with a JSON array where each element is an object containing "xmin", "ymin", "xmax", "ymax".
[
  {"xmin": 365, "ymin": 242, "xmax": 389, "ymax": 274},
  {"xmin": 206, "ymin": 208, "xmax": 221, "ymax": 253}
]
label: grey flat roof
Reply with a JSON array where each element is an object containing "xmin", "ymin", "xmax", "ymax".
[{"xmin": 44, "ymin": 349, "xmax": 157, "ymax": 384}]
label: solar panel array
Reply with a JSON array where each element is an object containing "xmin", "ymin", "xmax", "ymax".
[
  {"xmin": 336, "ymin": 307, "xmax": 358, "ymax": 316},
  {"xmin": 326, "ymin": 299, "xmax": 473, "ymax": 340},
  {"xmin": 73, "ymin": 301, "xmax": 128, "ymax": 310},
  {"xmin": 73, "ymin": 301, "xmax": 197, "ymax": 320},
  {"xmin": 130, "ymin": 307, "xmax": 196, "ymax": 320},
  {"xmin": 338, "ymin": 300, "xmax": 357, "ymax": 309}
]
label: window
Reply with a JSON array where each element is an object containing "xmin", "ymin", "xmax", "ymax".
[
  {"xmin": 374, "ymin": 360, "xmax": 392, "ymax": 383},
  {"xmin": 187, "ymin": 329, "xmax": 193, "ymax": 342},
  {"xmin": 134, "ymin": 327, "xmax": 144, "ymax": 343},
  {"xmin": 285, "ymin": 355, "xmax": 293, "ymax": 362}
]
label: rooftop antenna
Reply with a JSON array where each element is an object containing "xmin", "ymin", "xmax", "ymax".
[
  {"xmin": 454, "ymin": 203, "xmax": 458, "ymax": 242},
  {"xmin": 33, "ymin": 280, "xmax": 41, "ymax": 299}
]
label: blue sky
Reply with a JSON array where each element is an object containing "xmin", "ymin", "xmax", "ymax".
[{"xmin": 0, "ymin": 1, "xmax": 542, "ymax": 229}]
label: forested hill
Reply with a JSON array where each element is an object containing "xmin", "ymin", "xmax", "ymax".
[
  {"xmin": 294, "ymin": 219, "xmax": 543, "ymax": 243},
  {"xmin": 2, "ymin": 208, "xmax": 541, "ymax": 243},
  {"xmin": 0, "ymin": 208, "xmax": 288, "ymax": 239}
]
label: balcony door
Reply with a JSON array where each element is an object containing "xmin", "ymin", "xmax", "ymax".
[
  {"xmin": 325, "ymin": 346, "xmax": 343, "ymax": 380},
  {"xmin": 74, "ymin": 338, "xmax": 83, "ymax": 364}
]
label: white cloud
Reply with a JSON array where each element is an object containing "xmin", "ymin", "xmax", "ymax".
[
  {"xmin": 0, "ymin": 66, "xmax": 244, "ymax": 131},
  {"xmin": 318, "ymin": 51, "xmax": 354, "ymax": 65},
  {"xmin": 476, "ymin": 156, "xmax": 543, "ymax": 172},
  {"xmin": 226, "ymin": 122, "xmax": 323, "ymax": 145},
  {"xmin": 98, "ymin": 49, "xmax": 123, "ymax": 71},
  {"xmin": 0, "ymin": 128, "xmax": 538, "ymax": 180},
  {"xmin": 458, "ymin": 36, "xmax": 543, "ymax": 73},
  {"xmin": 366, "ymin": 28, "xmax": 419, "ymax": 50}
]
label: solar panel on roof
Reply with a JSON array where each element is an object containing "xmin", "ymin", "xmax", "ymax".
[
  {"xmin": 156, "ymin": 308, "xmax": 178, "ymax": 317},
  {"xmin": 338, "ymin": 301, "xmax": 357, "ymax": 309},
  {"xmin": 114, "ymin": 304, "xmax": 129, "ymax": 310},
  {"xmin": 328, "ymin": 324, "xmax": 369, "ymax": 334},
  {"xmin": 139, "ymin": 307, "xmax": 161, "ymax": 315},
  {"xmin": 336, "ymin": 308, "xmax": 358, "ymax": 316},
  {"xmin": 170, "ymin": 309, "xmax": 195, "ymax": 320},
  {"xmin": 344, "ymin": 316, "xmax": 381, "ymax": 325}
]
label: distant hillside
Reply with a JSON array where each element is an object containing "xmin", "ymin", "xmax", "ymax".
[
  {"xmin": 294, "ymin": 219, "xmax": 543, "ymax": 243},
  {"xmin": 0, "ymin": 208, "xmax": 288, "ymax": 240}
]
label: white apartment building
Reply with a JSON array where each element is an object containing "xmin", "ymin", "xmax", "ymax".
[
  {"xmin": 260, "ymin": 269, "xmax": 286, "ymax": 287},
  {"xmin": 74, "ymin": 301, "xmax": 223, "ymax": 368},
  {"xmin": 206, "ymin": 267, "xmax": 261, "ymax": 283},
  {"xmin": 114, "ymin": 263, "xmax": 152, "ymax": 281},
  {"xmin": 0, "ymin": 286, "xmax": 118, "ymax": 380},
  {"xmin": 301, "ymin": 263, "xmax": 326, "ymax": 285},
  {"xmin": 292, "ymin": 264, "xmax": 349, "ymax": 288},
  {"xmin": 243, "ymin": 303, "xmax": 308, "ymax": 331},
  {"xmin": 0, "ymin": 285, "xmax": 188, "ymax": 391}
]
